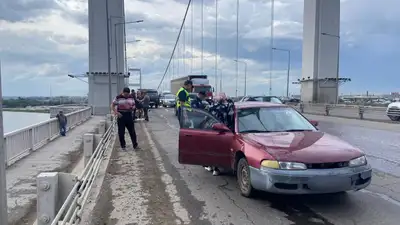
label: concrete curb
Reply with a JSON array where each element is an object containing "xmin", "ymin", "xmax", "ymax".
[{"xmin": 77, "ymin": 134, "xmax": 117, "ymax": 225}]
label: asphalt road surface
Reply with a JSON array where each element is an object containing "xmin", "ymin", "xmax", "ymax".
[{"xmin": 96, "ymin": 108, "xmax": 400, "ymax": 225}]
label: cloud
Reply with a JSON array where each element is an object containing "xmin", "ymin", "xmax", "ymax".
[{"xmin": 0, "ymin": 0, "xmax": 398, "ymax": 97}]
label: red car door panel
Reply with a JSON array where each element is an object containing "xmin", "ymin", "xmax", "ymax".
[{"xmin": 178, "ymin": 108, "xmax": 233, "ymax": 168}]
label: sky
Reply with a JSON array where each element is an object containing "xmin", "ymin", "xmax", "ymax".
[{"xmin": 0, "ymin": 0, "xmax": 399, "ymax": 97}]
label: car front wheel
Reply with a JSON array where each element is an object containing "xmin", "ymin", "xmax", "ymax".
[
  {"xmin": 237, "ymin": 158, "xmax": 255, "ymax": 198},
  {"xmin": 388, "ymin": 116, "xmax": 400, "ymax": 121}
]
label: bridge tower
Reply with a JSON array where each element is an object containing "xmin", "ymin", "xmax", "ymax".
[
  {"xmin": 88, "ymin": 0, "xmax": 127, "ymax": 115},
  {"xmin": 301, "ymin": 0, "xmax": 341, "ymax": 104}
]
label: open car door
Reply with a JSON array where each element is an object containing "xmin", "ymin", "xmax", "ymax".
[{"xmin": 178, "ymin": 107, "xmax": 233, "ymax": 168}]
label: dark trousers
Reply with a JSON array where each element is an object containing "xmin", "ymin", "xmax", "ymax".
[
  {"xmin": 117, "ymin": 113, "xmax": 137, "ymax": 148},
  {"xmin": 143, "ymin": 107, "xmax": 149, "ymax": 121},
  {"xmin": 59, "ymin": 123, "xmax": 66, "ymax": 136}
]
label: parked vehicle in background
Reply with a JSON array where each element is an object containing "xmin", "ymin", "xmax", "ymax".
[
  {"xmin": 138, "ymin": 88, "xmax": 160, "ymax": 108},
  {"xmin": 239, "ymin": 95, "xmax": 283, "ymax": 104},
  {"xmin": 161, "ymin": 94, "xmax": 176, "ymax": 108},
  {"xmin": 282, "ymin": 98, "xmax": 301, "ymax": 105},
  {"xmin": 177, "ymin": 102, "xmax": 372, "ymax": 197},
  {"xmin": 386, "ymin": 101, "xmax": 400, "ymax": 121},
  {"xmin": 170, "ymin": 75, "xmax": 213, "ymax": 98}
]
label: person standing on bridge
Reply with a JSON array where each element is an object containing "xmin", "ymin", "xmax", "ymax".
[
  {"xmin": 176, "ymin": 80, "xmax": 193, "ymax": 121},
  {"xmin": 56, "ymin": 111, "xmax": 67, "ymax": 136},
  {"xmin": 190, "ymin": 91, "xmax": 207, "ymax": 110},
  {"xmin": 131, "ymin": 89, "xmax": 137, "ymax": 121},
  {"xmin": 141, "ymin": 91, "xmax": 150, "ymax": 121},
  {"xmin": 111, "ymin": 87, "xmax": 139, "ymax": 151}
]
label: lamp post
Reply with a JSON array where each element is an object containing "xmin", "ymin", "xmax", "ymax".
[
  {"xmin": 106, "ymin": 0, "xmax": 112, "ymax": 104},
  {"xmin": 129, "ymin": 68, "xmax": 142, "ymax": 89},
  {"xmin": 67, "ymin": 74, "xmax": 89, "ymax": 83},
  {"xmin": 272, "ymin": 47, "xmax": 291, "ymax": 97},
  {"xmin": 125, "ymin": 40, "xmax": 141, "ymax": 74},
  {"xmin": 234, "ymin": 60, "xmax": 247, "ymax": 96},
  {"xmin": 321, "ymin": 32, "xmax": 340, "ymax": 104},
  {"xmin": 0, "ymin": 60, "xmax": 8, "ymax": 225},
  {"xmin": 114, "ymin": 20, "xmax": 143, "ymax": 76}
]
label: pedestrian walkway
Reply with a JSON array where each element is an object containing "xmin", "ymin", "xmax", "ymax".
[
  {"xmin": 80, "ymin": 121, "xmax": 191, "ymax": 225},
  {"xmin": 6, "ymin": 116, "xmax": 103, "ymax": 224}
]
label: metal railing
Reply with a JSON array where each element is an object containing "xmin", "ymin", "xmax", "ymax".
[
  {"xmin": 4, "ymin": 107, "xmax": 93, "ymax": 166},
  {"xmin": 51, "ymin": 117, "xmax": 116, "ymax": 225},
  {"xmin": 290, "ymin": 103, "xmax": 396, "ymax": 122}
]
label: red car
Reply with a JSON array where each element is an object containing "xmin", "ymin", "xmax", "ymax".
[{"xmin": 178, "ymin": 102, "xmax": 372, "ymax": 197}]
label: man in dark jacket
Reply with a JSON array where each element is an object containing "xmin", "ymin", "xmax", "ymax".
[
  {"xmin": 190, "ymin": 91, "xmax": 207, "ymax": 109},
  {"xmin": 56, "ymin": 111, "xmax": 67, "ymax": 136}
]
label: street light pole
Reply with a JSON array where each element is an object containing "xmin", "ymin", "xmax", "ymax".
[
  {"xmin": 219, "ymin": 69, "xmax": 223, "ymax": 92},
  {"xmin": 321, "ymin": 32, "xmax": 340, "ymax": 104},
  {"xmin": 215, "ymin": 0, "xmax": 218, "ymax": 93},
  {"xmin": 125, "ymin": 40, "xmax": 141, "ymax": 74},
  {"xmin": 272, "ymin": 47, "xmax": 291, "ymax": 97},
  {"xmin": 234, "ymin": 60, "xmax": 247, "ymax": 96},
  {"xmin": 236, "ymin": 0, "xmax": 239, "ymax": 98},
  {"xmin": 114, "ymin": 20, "xmax": 143, "ymax": 90},
  {"xmin": 106, "ymin": 0, "xmax": 112, "ymax": 105},
  {"xmin": 269, "ymin": 0, "xmax": 275, "ymax": 95},
  {"xmin": 0, "ymin": 60, "xmax": 8, "ymax": 225}
]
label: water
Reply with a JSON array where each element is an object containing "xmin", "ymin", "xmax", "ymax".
[{"xmin": 1, "ymin": 111, "xmax": 50, "ymax": 134}]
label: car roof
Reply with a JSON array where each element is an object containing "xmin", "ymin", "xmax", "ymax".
[{"xmin": 234, "ymin": 101, "xmax": 287, "ymax": 109}]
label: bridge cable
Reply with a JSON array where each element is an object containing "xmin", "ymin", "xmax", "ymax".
[{"xmin": 157, "ymin": 0, "xmax": 192, "ymax": 91}]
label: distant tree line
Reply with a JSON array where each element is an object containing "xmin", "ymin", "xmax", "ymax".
[{"xmin": 2, "ymin": 97, "xmax": 77, "ymax": 108}]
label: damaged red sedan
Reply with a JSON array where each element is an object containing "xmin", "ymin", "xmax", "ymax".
[{"xmin": 178, "ymin": 102, "xmax": 372, "ymax": 197}]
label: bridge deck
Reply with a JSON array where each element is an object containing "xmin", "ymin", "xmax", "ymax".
[
  {"xmin": 79, "ymin": 109, "xmax": 400, "ymax": 225},
  {"xmin": 6, "ymin": 116, "xmax": 103, "ymax": 224}
]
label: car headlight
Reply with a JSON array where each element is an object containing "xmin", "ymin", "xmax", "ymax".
[
  {"xmin": 349, "ymin": 156, "xmax": 367, "ymax": 167},
  {"xmin": 261, "ymin": 160, "xmax": 307, "ymax": 170}
]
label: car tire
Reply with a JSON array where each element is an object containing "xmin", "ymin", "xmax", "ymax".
[
  {"xmin": 237, "ymin": 158, "xmax": 255, "ymax": 198},
  {"xmin": 388, "ymin": 116, "xmax": 400, "ymax": 121},
  {"xmin": 155, "ymin": 104, "xmax": 159, "ymax": 108}
]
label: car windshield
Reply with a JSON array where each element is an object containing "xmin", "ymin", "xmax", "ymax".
[
  {"xmin": 146, "ymin": 90, "xmax": 158, "ymax": 95},
  {"xmin": 248, "ymin": 96, "xmax": 282, "ymax": 104},
  {"xmin": 237, "ymin": 107, "xmax": 316, "ymax": 133},
  {"xmin": 193, "ymin": 86, "xmax": 212, "ymax": 93},
  {"xmin": 165, "ymin": 95, "xmax": 175, "ymax": 100}
]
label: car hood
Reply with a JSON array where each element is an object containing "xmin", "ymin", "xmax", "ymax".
[
  {"xmin": 242, "ymin": 131, "xmax": 363, "ymax": 163},
  {"xmin": 388, "ymin": 102, "xmax": 400, "ymax": 108}
]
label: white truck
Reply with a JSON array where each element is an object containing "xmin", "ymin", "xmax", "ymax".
[
  {"xmin": 170, "ymin": 75, "xmax": 213, "ymax": 98},
  {"xmin": 386, "ymin": 101, "xmax": 400, "ymax": 121}
]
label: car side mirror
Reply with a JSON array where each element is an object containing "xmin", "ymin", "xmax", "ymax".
[
  {"xmin": 212, "ymin": 123, "xmax": 230, "ymax": 132},
  {"xmin": 309, "ymin": 120, "xmax": 319, "ymax": 127}
]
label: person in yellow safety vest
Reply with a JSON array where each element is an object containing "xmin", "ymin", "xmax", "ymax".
[{"xmin": 176, "ymin": 80, "xmax": 193, "ymax": 120}]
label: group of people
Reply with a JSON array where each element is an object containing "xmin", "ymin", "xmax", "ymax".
[
  {"xmin": 176, "ymin": 80, "xmax": 235, "ymax": 176},
  {"xmin": 110, "ymin": 87, "xmax": 150, "ymax": 151}
]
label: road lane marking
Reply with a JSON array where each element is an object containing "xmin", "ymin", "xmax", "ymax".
[
  {"xmin": 142, "ymin": 123, "xmax": 191, "ymax": 224},
  {"xmin": 360, "ymin": 189, "xmax": 400, "ymax": 207}
]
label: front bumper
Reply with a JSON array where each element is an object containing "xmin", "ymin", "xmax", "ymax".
[{"xmin": 249, "ymin": 164, "xmax": 372, "ymax": 194}]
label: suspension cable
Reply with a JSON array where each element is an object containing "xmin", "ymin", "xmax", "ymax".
[{"xmin": 157, "ymin": 0, "xmax": 192, "ymax": 91}]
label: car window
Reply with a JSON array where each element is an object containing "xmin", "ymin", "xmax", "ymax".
[
  {"xmin": 180, "ymin": 108, "xmax": 219, "ymax": 130},
  {"xmin": 237, "ymin": 107, "xmax": 316, "ymax": 133},
  {"xmin": 165, "ymin": 95, "xmax": 175, "ymax": 100}
]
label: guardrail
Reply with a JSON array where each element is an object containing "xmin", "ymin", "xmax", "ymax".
[
  {"xmin": 50, "ymin": 116, "xmax": 115, "ymax": 225},
  {"xmin": 290, "ymin": 103, "xmax": 397, "ymax": 122},
  {"xmin": 4, "ymin": 107, "xmax": 93, "ymax": 166}
]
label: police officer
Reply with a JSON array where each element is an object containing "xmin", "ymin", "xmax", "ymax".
[{"xmin": 176, "ymin": 80, "xmax": 193, "ymax": 120}]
